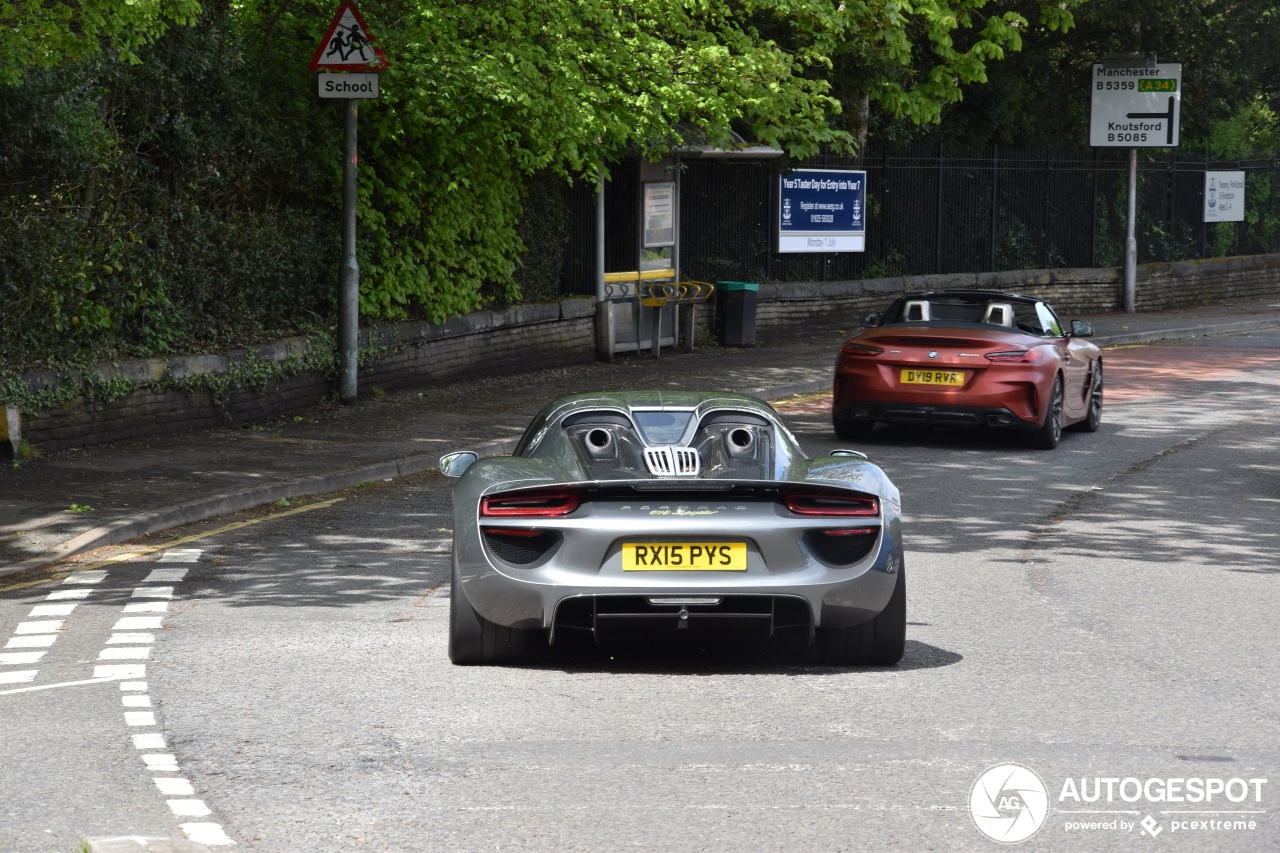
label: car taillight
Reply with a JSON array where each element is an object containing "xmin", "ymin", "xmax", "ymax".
[
  {"xmin": 841, "ymin": 343, "xmax": 884, "ymax": 357},
  {"xmin": 480, "ymin": 489, "xmax": 582, "ymax": 517},
  {"xmin": 985, "ymin": 349, "xmax": 1045, "ymax": 364},
  {"xmin": 781, "ymin": 489, "xmax": 879, "ymax": 517}
]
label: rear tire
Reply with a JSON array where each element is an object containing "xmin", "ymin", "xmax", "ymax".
[
  {"xmin": 449, "ymin": 568, "xmax": 537, "ymax": 665},
  {"xmin": 816, "ymin": 558, "xmax": 905, "ymax": 666},
  {"xmin": 1028, "ymin": 375, "xmax": 1063, "ymax": 450},
  {"xmin": 833, "ymin": 414, "xmax": 875, "ymax": 441}
]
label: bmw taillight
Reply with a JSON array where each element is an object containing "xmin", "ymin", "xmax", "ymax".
[
  {"xmin": 985, "ymin": 349, "xmax": 1045, "ymax": 364},
  {"xmin": 841, "ymin": 342, "xmax": 884, "ymax": 357},
  {"xmin": 480, "ymin": 489, "xmax": 582, "ymax": 517},
  {"xmin": 781, "ymin": 488, "xmax": 879, "ymax": 517}
]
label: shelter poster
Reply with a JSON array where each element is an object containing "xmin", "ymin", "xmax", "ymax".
[{"xmin": 644, "ymin": 182, "xmax": 675, "ymax": 247}]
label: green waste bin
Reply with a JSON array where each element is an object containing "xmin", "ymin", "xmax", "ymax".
[{"xmin": 715, "ymin": 281, "xmax": 758, "ymax": 347}]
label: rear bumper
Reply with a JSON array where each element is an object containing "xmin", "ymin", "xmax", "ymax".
[
  {"xmin": 835, "ymin": 400, "xmax": 1039, "ymax": 429},
  {"xmin": 454, "ymin": 527, "xmax": 903, "ymax": 634},
  {"xmin": 833, "ymin": 364, "xmax": 1049, "ymax": 426}
]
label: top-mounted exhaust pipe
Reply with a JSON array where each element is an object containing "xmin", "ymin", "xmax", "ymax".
[
  {"xmin": 583, "ymin": 427, "xmax": 617, "ymax": 460},
  {"xmin": 726, "ymin": 427, "xmax": 756, "ymax": 459}
]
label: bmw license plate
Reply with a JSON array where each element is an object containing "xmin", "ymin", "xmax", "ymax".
[
  {"xmin": 622, "ymin": 542, "xmax": 747, "ymax": 571},
  {"xmin": 901, "ymin": 369, "xmax": 965, "ymax": 386}
]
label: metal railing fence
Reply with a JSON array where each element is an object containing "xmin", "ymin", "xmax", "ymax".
[{"xmin": 558, "ymin": 146, "xmax": 1279, "ymax": 296}]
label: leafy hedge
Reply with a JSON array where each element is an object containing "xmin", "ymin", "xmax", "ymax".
[{"xmin": 0, "ymin": 15, "xmax": 338, "ymax": 375}]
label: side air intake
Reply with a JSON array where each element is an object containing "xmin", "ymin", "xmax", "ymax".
[{"xmin": 644, "ymin": 446, "xmax": 700, "ymax": 477}]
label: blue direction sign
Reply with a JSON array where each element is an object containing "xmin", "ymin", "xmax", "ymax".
[{"xmin": 778, "ymin": 169, "xmax": 866, "ymax": 253}]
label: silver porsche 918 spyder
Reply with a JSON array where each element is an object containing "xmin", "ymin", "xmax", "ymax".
[{"xmin": 439, "ymin": 391, "xmax": 905, "ymax": 666}]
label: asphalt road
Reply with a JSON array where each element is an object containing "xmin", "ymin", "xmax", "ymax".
[{"xmin": 2, "ymin": 331, "xmax": 1278, "ymax": 852}]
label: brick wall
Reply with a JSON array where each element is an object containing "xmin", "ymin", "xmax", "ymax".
[
  {"xmin": 16, "ymin": 254, "xmax": 1280, "ymax": 452},
  {"xmin": 752, "ymin": 254, "xmax": 1280, "ymax": 333}
]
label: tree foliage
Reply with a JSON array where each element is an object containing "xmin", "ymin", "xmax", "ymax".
[
  {"xmin": 0, "ymin": 0, "xmax": 202, "ymax": 85},
  {"xmin": 0, "ymin": 14, "xmax": 336, "ymax": 373},
  {"xmin": 262, "ymin": 0, "xmax": 1075, "ymax": 321},
  {"xmin": 892, "ymin": 0, "xmax": 1280, "ymax": 151},
  {"xmin": 826, "ymin": 0, "xmax": 1080, "ymax": 146},
  {"xmin": 304, "ymin": 0, "xmax": 860, "ymax": 320}
]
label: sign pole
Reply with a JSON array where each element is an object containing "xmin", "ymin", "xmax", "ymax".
[
  {"xmin": 310, "ymin": 0, "xmax": 389, "ymax": 404},
  {"xmin": 1124, "ymin": 147, "xmax": 1137, "ymax": 313},
  {"xmin": 339, "ymin": 98, "xmax": 359, "ymax": 404},
  {"xmin": 1089, "ymin": 57, "xmax": 1181, "ymax": 315}
]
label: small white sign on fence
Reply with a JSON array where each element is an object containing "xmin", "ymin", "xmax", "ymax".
[{"xmin": 1204, "ymin": 171, "xmax": 1245, "ymax": 223}]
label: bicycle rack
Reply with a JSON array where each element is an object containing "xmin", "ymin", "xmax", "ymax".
[{"xmin": 601, "ymin": 273, "xmax": 715, "ymax": 358}]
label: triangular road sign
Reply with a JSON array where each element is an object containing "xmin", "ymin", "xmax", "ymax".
[{"xmin": 310, "ymin": 1, "xmax": 389, "ymax": 72}]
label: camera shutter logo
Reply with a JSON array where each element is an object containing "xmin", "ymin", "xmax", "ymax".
[{"xmin": 970, "ymin": 763, "xmax": 1050, "ymax": 843}]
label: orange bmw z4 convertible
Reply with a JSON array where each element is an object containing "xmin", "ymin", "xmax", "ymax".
[{"xmin": 832, "ymin": 290, "xmax": 1103, "ymax": 449}]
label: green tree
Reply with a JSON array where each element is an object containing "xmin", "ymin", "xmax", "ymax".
[
  {"xmin": 267, "ymin": 0, "xmax": 1080, "ymax": 320},
  {"xmin": 249, "ymin": 0, "xmax": 861, "ymax": 322},
  {"xmin": 0, "ymin": 0, "xmax": 202, "ymax": 85},
  {"xmin": 824, "ymin": 0, "xmax": 1082, "ymax": 148},
  {"xmin": 898, "ymin": 0, "xmax": 1280, "ymax": 150}
]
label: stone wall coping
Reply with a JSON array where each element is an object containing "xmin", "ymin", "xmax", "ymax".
[{"xmin": 13, "ymin": 257, "xmax": 1279, "ymax": 397}]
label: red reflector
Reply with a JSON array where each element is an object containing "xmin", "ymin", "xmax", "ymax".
[
  {"xmin": 822, "ymin": 527, "xmax": 878, "ymax": 536},
  {"xmin": 481, "ymin": 490, "xmax": 581, "ymax": 517},
  {"xmin": 782, "ymin": 490, "xmax": 879, "ymax": 517},
  {"xmin": 985, "ymin": 348, "xmax": 1045, "ymax": 364}
]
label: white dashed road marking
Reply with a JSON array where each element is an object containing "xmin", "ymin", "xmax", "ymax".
[
  {"xmin": 143, "ymin": 754, "xmax": 181, "ymax": 773},
  {"xmin": 15, "ymin": 620, "xmax": 63, "ymax": 633},
  {"xmin": 101, "ymin": 553, "xmax": 234, "ymax": 845},
  {"xmin": 93, "ymin": 664, "xmax": 147, "ymax": 680},
  {"xmin": 4, "ymin": 545, "xmax": 236, "ymax": 843},
  {"xmin": 183, "ymin": 824, "xmax": 235, "ymax": 846},
  {"xmin": 0, "ymin": 670, "xmax": 37, "ymax": 684},
  {"xmin": 156, "ymin": 778, "xmax": 196, "ymax": 796},
  {"xmin": 29, "ymin": 603, "xmax": 78, "ymax": 616},
  {"xmin": 114, "ymin": 616, "xmax": 164, "ymax": 631},
  {"xmin": 44, "ymin": 588, "xmax": 92, "ymax": 601},
  {"xmin": 131, "ymin": 586, "xmax": 175, "ymax": 599},
  {"xmin": 0, "ymin": 651, "xmax": 45, "ymax": 665},
  {"xmin": 109, "ymin": 633, "xmax": 155, "ymax": 644},
  {"xmin": 99, "ymin": 646, "xmax": 153, "ymax": 660},
  {"xmin": 158, "ymin": 549, "xmax": 203, "ymax": 563},
  {"xmin": 6, "ymin": 635, "xmax": 56, "ymax": 648}
]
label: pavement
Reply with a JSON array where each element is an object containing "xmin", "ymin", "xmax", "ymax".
[{"xmin": 3, "ymin": 295, "xmax": 1279, "ymax": 580}]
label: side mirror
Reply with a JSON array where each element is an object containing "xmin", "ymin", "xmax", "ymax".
[
  {"xmin": 861, "ymin": 312, "xmax": 883, "ymax": 328},
  {"xmin": 1070, "ymin": 320, "xmax": 1094, "ymax": 337},
  {"xmin": 439, "ymin": 450, "xmax": 478, "ymax": 478},
  {"xmin": 830, "ymin": 449, "xmax": 869, "ymax": 460}
]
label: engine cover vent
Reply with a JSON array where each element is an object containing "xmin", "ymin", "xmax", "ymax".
[{"xmin": 644, "ymin": 446, "xmax": 700, "ymax": 477}]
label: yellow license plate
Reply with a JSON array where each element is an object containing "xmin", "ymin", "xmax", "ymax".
[
  {"xmin": 622, "ymin": 542, "xmax": 747, "ymax": 571},
  {"xmin": 901, "ymin": 369, "xmax": 965, "ymax": 386}
]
